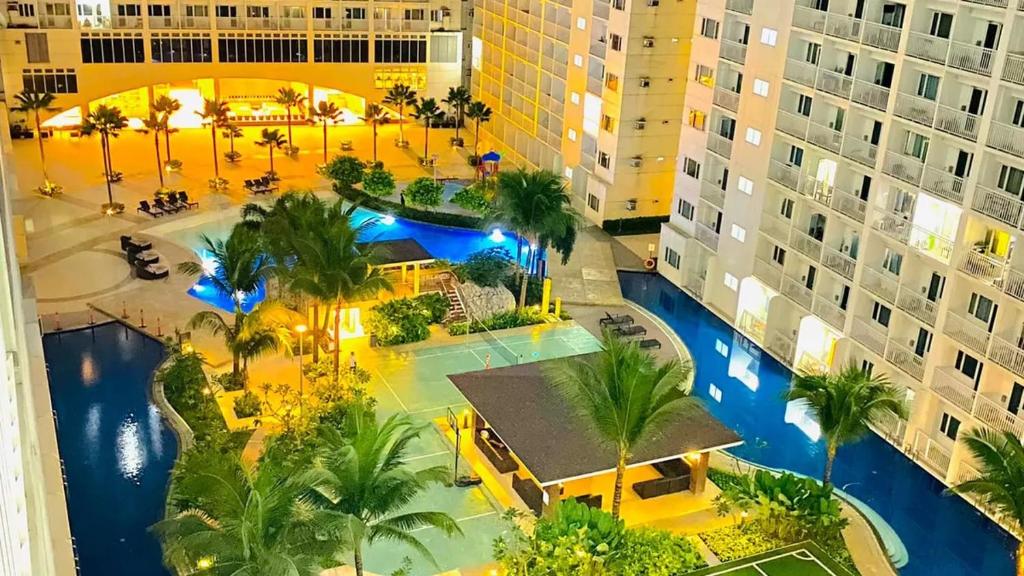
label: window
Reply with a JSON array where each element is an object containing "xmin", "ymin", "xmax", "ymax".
[
  {"xmin": 715, "ymin": 340, "xmax": 728, "ymax": 356},
  {"xmin": 605, "ymin": 73, "xmax": 619, "ymax": 91},
  {"xmin": 151, "ymin": 33, "xmax": 213, "ymax": 63},
  {"xmin": 609, "ymin": 34, "xmax": 623, "ymax": 51},
  {"xmin": 737, "ymin": 176, "xmax": 753, "ymax": 195},
  {"xmin": 780, "ymin": 197, "xmax": 794, "ymax": 219},
  {"xmin": 570, "ymin": 92, "xmax": 580, "ymax": 105},
  {"xmin": 642, "ymin": 36, "xmax": 655, "ymax": 48},
  {"xmin": 16, "ymin": 3, "xmax": 34, "ymax": 16},
  {"xmin": 860, "ymin": 359, "xmax": 874, "ymax": 376},
  {"xmin": 344, "ymin": 7, "xmax": 365, "ymax": 19},
  {"xmin": 939, "ymin": 412, "xmax": 960, "ymax": 440},
  {"xmin": 404, "ymin": 9, "xmax": 425, "ymax": 20},
  {"xmin": 905, "ymin": 132, "xmax": 929, "ymax": 161},
  {"xmin": 116, "ymin": 4, "xmax": 141, "ymax": 16},
  {"xmin": 573, "ymin": 54, "xmax": 584, "ymax": 67},
  {"xmin": 745, "ymin": 127, "xmax": 762, "ymax": 146},
  {"xmin": 700, "ymin": 17, "xmax": 719, "ymax": 39},
  {"xmin": 374, "ymin": 36, "xmax": 427, "ymax": 63},
  {"xmin": 80, "ymin": 33, "xmax": 146, "ymax": 63},
  {"xmin": 682, "ymin": 157, "xmax": 701, "ymax": 179},
  {"xmin": 730, "ymin": 224, "xmax": 746, "ymax": 243},
  {"xmin": 612, "ymin": 0, "xmax": 625, "ymax": 9},
  {"xmin": 567, "ymin": 128, "xmax": 577, "ymax": 142},
  {"xmin": 664, "ymin": 247, "xmax": 681, "ymax": 268},
  {"xmin": 968, "ymin": 293, "xmax": 995, "ymax": 323},
  {"xmin": 148, "ymin": 4, "xmax": 170, "ymax": 16},
  {"xmin": 576, "ymin": 16, "xmax": 586, "ymax": 29},
  {"xmin": 871, "ymin": 300, "xmax": 891, "ymax": 328},
  {"xmin": 760, "ymin": 27, "xmax": 778, "ymax": 46},
  {"xmin": 314, "ymin": 34, "xmax": 370, "ymax": 63},
  {"xmin": 215, "ymin": 5, "xmax": 236, "ymax": 17},
  {"xmin": 929, "ymin": 12, "xmax": 953, "ymax": 39},
  {"xmin": 999, "ymin": 164, "xmax": 1024, "ymax": 197},
  {"xmin": 695, "ymin": 64, "xmax": 714, "ymax": 87},
  {"xmin": 797, "ymin": 94, "xmax": 813, "ymax": 116},
  {"xmin": 677, "ymin": 198, "xmax": 694, "ymax": 220},
  {"xmin": 788, "ymin": 145, "xmax": 804, "ymax": 166},
  {"xmin": 564, "ymin": 166, "xmax": 574, "ymax": 178},
  {"xmin": 21, "ymin": 68, "xmax": 77, "ymax": 93},
  {"xmin": 600, "ymin": 114, "xmax": 616, "ymax": 133},
  {"xmin": 772, "ymin": 245, "xmax": 786, "ymax": 265},
  {"xmin": 724, "ymin": 272, "xmax": 739, "ymax": 291},
  {"xmin": 312, "ymin": 6, "xmax": 331, "ymax": 18},
  {"xmin": 587, "ymin": 193, "xmax": 600, "ymax": 211},
  {"xmin": 25, "ymin": 33, "xmax": 49, "ymax": 63},
  {"xmin": 882, "ymin": 249, "xmax": 902, "ymax": 274},
  {"xmin": 598, "ymin": 151, "xmax": 611, "ymax": 169},
  {"xmin": 639, "ymin": 76, "xmax": 650, "ymax": 88},
  {"xmin": 687, "ymin": 109, "xmax": 706, "ymax": 131},
  {"xmin": 916, "ymin": 73, "xmax": 940, "ymax": 100},
  {"xmin": 219, "ymin": 33, "xmax": 309, "ymax": 63}
]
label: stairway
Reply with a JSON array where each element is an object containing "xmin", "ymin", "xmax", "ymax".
[{"xmin": 441, "ymin": 280, "xmax": 467, "ymax": 323}]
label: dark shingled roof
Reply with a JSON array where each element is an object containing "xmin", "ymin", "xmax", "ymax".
[
  {"xmin": 449, "ymin": 355, "xmax": 743, "ymax": 486},
  {"xmin": 358, "ymin": 238, "xmax": 434, "ymax": 266}
]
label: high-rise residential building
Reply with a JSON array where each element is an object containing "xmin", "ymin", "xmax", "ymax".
[
  {"xmin": 470, "ymin": 0, "xmax": 695, "ymax": 225},
  {"xmin": 659, "ymin": 0, "xmax": 1024, "ymax": 523}
]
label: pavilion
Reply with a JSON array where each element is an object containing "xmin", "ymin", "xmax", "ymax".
[
  {"xmin": 360, "ymin": 238, "xmax": 435, "ymax": 296},
  {"xmin": 448, "ymin": 356, "xmax": 743, "ymax": 524}
]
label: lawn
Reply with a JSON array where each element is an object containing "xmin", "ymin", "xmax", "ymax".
[{"xmin": 689, "ymin": 542, "xmax": 855, "ymax": 576}]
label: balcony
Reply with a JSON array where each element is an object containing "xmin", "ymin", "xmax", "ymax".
[
  {"xmin": 822, "ymin": 245, "xmax": 856, "ymax": 280},
  {"xmin": 1003, "ymin": 53, "xmax": 1024, "ymax": 86},
  {"xmin": 720, "ymin": 40, "xmax": 747, "ymax": 65},
  {"xmin": 806, "ymin": 121, "xmax": 843, "ymax": 154},
  {"xmin": 148, "ymin": 15, "xmax": 177, "ymax": 28},
  {"xmin": 832, "ymin": 188, "xmax": 867, "ymax": 222},
  {"xmin": 947, "ymin": 40, "xmax": 994, "ymax": 77},
  {"xmin": 934, "ymin": 104, "xmax": 980, "ymax": 142},
  {"xmin": 885, "ymin": 339, "xmax": 924, "ymax": 381},
  {"xmin": 776, "ymin": 110, "xmax": 810, "ymax": 140},
  {"xmin": 217, "ymin": 16, "xmax": 243, "ymax": 29},
  {"xmin": 696, "ymin": 221, "xmax": 720, "ymax": 251},
  {"xmin": 725, "ymin": 0, "xmax": 753, "ymax": 15},
  {"xmin": 784, "ymin": 59, "xmax": 818, "ymax": 89},
  {"xmin": 766, "ymin": 330, "xmax": 797, "ymax": 365},
  {"xmin": 707, "ymin": 132, "xmax": 733, "ymax": 159},
  {"xmin": 825, "ymin": 14, "xmax": 862, "ymax": 42},
  {"xmin": 753, "ymin": 257, "xmax": 783, "ymax": 289},
  {"xmin": 760, "ymin": 212, "xmax": 792, "ymax": 243},
  {"xmin": 970, "ymin": 185, "xmax": 1024, "ymax": 228},
  {"xmin": 1004, "ymin": 268, "xmax": 1024, "ymax": 303},
  {"xmin": 921, "ymin": 166, "xmax": 965, "ymax": 205},
  {"xmin": 906, "ymin": 31, "xmax": 949, "ymax": 65},
  {"xmin": 682, "ymin": 268, "xmax": 706, "ymax": 299},
  {"xmin": 986, "ymin": 121, "xmax": 1024, "ymax": 160},
  {"xmin": 781, "ymin": 275, "xmax": 814, "ymax": 310},
  {"xmin": 39, "ymin": 14, "xmax": 73, "ymax": 27},
  {"xmin": 932, "ymin": 366, "xmax": 978, "ymax": 414},
  {"xmin": 850, "ymin": 80, "xmax": 890, "ymax": 111},
  {"xmin": 958, "ymin": 250, "xmax": 1007, "ymax": 287},
  {"xmin": 840, "ymin": 137, "xmax": 878, "ymax": 168},
  {"xmin": 112, "ymin": 15, "xmax": 143, "ymax": 28},
  {"xmin": 872, "ymin": 211, "xmax": 912, "ymax": 244},
  {"xmin": 896, "ymin": 288, "xmax": 938, "ymax": 326},
  {"xmin": 768, "ymin": 160, "xmax": 801, "ymax": 191},
  {"xmin": 861, "ymin": 21, "xmax": 901, "ymax": 52},
  {"xmin": 892, "ymin": 93, "xmax": 936, "ymax": 128},
  {"xmin": 861, "ymin": 265, "xmax": 898, "ymax": 303},
  {"xmin": 813, "ymin": 297, "xmax": 846, "ymax": 330},
  {"xmin": 815, "ymin": 70, "xmax": 853, "ymax": 99},
  {"xmin": 908, "ymin": 227, "xmax": 954, "ymax": 263},
  {"xmin": 790, "ymin": 229, "xmax": 824, "ymax": 261},
  {"xmin": 279, "ymin": 16, "xmax": 307, "ymax": 30},
  {"xmin": 700, "ymin": 180, "xmax": 726, "ymax": 209},
  {"xmin": 963, "ymin": 0, "xmax": 1008, "ymax": 6},
  {"xmin": 792, "ymin": 5, "xmax": 826, "ymax": 33},
  {"xmin": 798, "ymin": 176, "xmax": 833, "ymax": 208},
  {"xmin": 181, "ymin": 15, "xmax": 210, "ymax": 28},
  {"xmin": 943, "ymin": 311, "xmax": 991, "ymax": 355},
  {"xmin": 913, "ymin": 430, "xmax": 953, "ymax": 480},
  {"xmin": 974, "ymin": 393, "xmax": 1024, "ymax": 438},
  {"xmin": 882, "ymin": 151, "xmax": 924, "ymax": 186},
  {"xmin": 989, "ymin": 333, "xmax": 1024, "ymax": 382},
  {"xmin": 713, "ymin": 87, "xmax": 740, "ymax": 113},
  {"xmin": 313, "ymin": 17, "xmax": 338, "ymax": 30},
  {"xmin": 851, "ymin": 317, "xmax": 887, "ymax": 356}
]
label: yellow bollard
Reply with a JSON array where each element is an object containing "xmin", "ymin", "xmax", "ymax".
[
  {"xmin": 554, "ymin": 297, "xmax": 562, "ymax": 320},
  {"xmin": 541, "ymin": 278, "xmax": 552, "ymax": 315}
]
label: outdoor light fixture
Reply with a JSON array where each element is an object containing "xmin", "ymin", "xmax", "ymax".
[
  {"xmin": 529, "ymin": 243, "xmax": 537, "ymax": 251},
  {"xmin": 382, "ymin": 214, "xmax": 396, "ymax": 225},
  {"xmin": 489, "ymin": 228, "xmax": 505, "ymax": 242}
]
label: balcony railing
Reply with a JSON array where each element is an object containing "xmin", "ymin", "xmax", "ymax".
[
  {"xmin": 947, "ymin": 40, "xmax": 994, "ymax": 77},
  {"xmin": 798, "ymin": 176, "xmax": 833, "ymax": 208},
  {"xmin": 885, "ymin": 339, "xmax": 924, "ymax": 381},
  {"xmin": 700, "ymin": 180, "xmax": 726, "ymax": 209},
  {"xmin": 933, "ymin": 366, "xmax": 978, "ymax": 414},
  {"xmin": 861, "ymin": 21, "xmax": 901, "ymax": 52},
  {"xmin": 988, "ymin": 334, "xmax": 1024, "ymax": 381},
  {"xmin": 896, "ymin": 288, "xmax": 938, "ymax": 326},
  {"xmin": 181, "ymin": 15, "xmax": 210, "ymax": 28},
  {"xmin": 861, "ymin": 266, "xmax": 899, "ymax": 303},
  {"xmin": 963, "ymin": 0, "xmax": 1008, "ymax": 7},
  {"xmin": 970, "ymin": 185, "xmax": 1024, "ymax": 228},
  {"xmin": 760, "ymin": 212, "xmax": 792, "ymax": 244},
  {"xmin": 913, "ymin": 430, "xmax": 953, "ymax": 479},
  {"xmin": 707, "ymin": 132, "xmax": 733, "ymax": 159},
  {"xmin": 851, "ymin": 317, "xmax": 887, "ymax": 356},
  {"xmin": 1003, "ymin": 53, "xmax": 1024, "ymax": 86},
  {"xmin": 813, "ymin": 297, "xmax": 846, "ymax": 330},
  {"xmin": 39, "ymin": 14, "xmax": 73, "ymax": 27},
  {"xmin": 815, "ymin": 70, "xmax": 853, "ymax": 99},
  {"xmin": 958, "ymin": 250, "xmax": 1007, "ymax": 287},
  {"xmin": 112, "ymin": 15, "xmax": 143, "ymax": 28},
  {"xmin": 872, "ymin": 211, "xmax": 912, "ymax": 244},
  {"xmin": 781, "ymin": 276, "xmax": 814, "ymax": 310},
  {"xmin": 943, "ymin": 311, "xmax": 992, "ymax": 354},
  {"xmin": 934, "ymin": 104, "xmax": 980, "ymax": 142},
  {"xmin": 806, "ymin": 121, "xmax": 843, "ymax": 153},
  {"xmin": 792, "ymin": 5, "xmax": 826, "ymax": 33},
  {"xmin": 776, "ymin": 110, "xmax": 810, "ymax": 140},
  {"xmin": 893, "ymin": 93, "xmax": 936, "ymax": 127},
  {"xmin": 822, "ymin": 245, "xmax": 856, "ymax": 279},
  {"xmin": 713, "ymin": 87, "xmax": 740, "ymax": 112},
  {"xmin": 753, "ymin": 257, "xmax": 783, "ymax": 289},
  {"xmin": 682, "ymin": 267, "xmax": 706, "ymax": 299},
  {"xmin": 148, "ymin": 15, "xmax": 177, "ymax": 28},
  {"xmin": 882, "ymin": 151, "xmax": 924, "ymax": 185},
  {"xmin": 850, "ymin": 80, "xmax": 890, "ymax": 111},
  {"xmin": 766, "ymin": 330, "xmax": 797, "ymax": 365},
  {"xmin": 832, "ymin": 188, "xmax": 867, "ymax": 222},
  {"xmin": 908, "ymin": 226, "xmax": 954, "ymax": 263},
  {"xmin": 790, "ymin": 229, "xmax": 824, "ymax": 261},
  {"xmin": 986, "ymin": 121, "xmax": 1024, "ymax": 159},
  {"xmin": 725, "ymin": 0, "xmax": 753, "ymax": 14},
  {"xmin": 719, "ymin": 39, "xmax": 747, "ymax": 65},
  {"xmin": 784, "ymin": 58, "xmax": 818, "ymax": 89},
  {"xmin": 768, "ymin": 160, "xmax": 801, "ymax": 191},
  {"xmin": 1004, "ymin": 268, "xmax": 1024, "ymax": 303},
  {"xmin": 695, "ymin": 222, "xmax": 720, "ymax": 251},
  {"xmin": 840, "ymin": 136, "xmax": 878, "ymax": 167},
  {"xmin": 906, "ymin": 31, "xmax": 949, "ymax": 65},
  {"xmin": 921, "ymin": 166, "xmax": 965, "ymax": 205},
  {"xmin": 825, "ymin": 13, "xmax": 862, "ymax": 42},
  {"xmin": 974, "ymin": 392, "xmax": 1024, "ymax": 438}
]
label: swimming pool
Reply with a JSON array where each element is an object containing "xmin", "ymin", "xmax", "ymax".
[
  {"xmin": 619, "ymin": 271, "xmax": 1017, "ymax": 576},
  {"xmin": 43, "ymin": 323, "xmax": 174, "ymax": 576}
]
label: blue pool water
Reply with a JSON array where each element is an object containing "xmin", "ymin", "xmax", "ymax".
[
  {"xmin": 619, "ymin": 271, "xmax": 1017, "ymax": 576},
  {"xmin": 186, "ymin": 205, "xmax": 524, "ymax": 313},
  {"xmin": 44, "ymin": 324, "xmax": 174, "ymax": 576}
]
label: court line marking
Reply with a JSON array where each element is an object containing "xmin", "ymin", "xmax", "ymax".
[
  {"xmin": 409, "ymin": 511, "xmax": 499, "ymax": 532},
  {"xmin": 372, "ymin": 367, "xmax": 409, "ymax": 413}
]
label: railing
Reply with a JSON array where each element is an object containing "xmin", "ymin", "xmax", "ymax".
[
  {"xmin": 682, "ymin": 268, "xmax": 706, "ymax": 299},
  {"xmin": 892, "ymin": 93, "xmax": 936, "ymax": 127},
  {"xmin": 813, "ymin": 297, "xmax": 846, "ymax": 330},
  {"xmin": 988, "ymin": 334, "xmax": 1024, "ymax": 381},
  {"xmin": 873, "ymin": 409, "xmax": 908, "ymax": 445},
  {"xmin": 832, "ymin": 188, "xmax": 867, "ymax": 222},
  {"xmin": 766, "ymin": 330, "xmax": 797, "ymax": 365},
  {"xmin": 725, "ymin": 0, "xmax": 754, "ymax": 14},
  {"xmin": 753, "ymin": 257, "xmax": 784, "ymax": 289},
  {"xmin": 720, "ymin": 39, "xmax": 747, "ymax": 65},
  {"xmin": 914, "ymin": 430, "xmax": 953, "ymax": 479},
  {"xmin": 707, "ymin": 132, "xmax": 733, "ymax": 159},
  {"xmin": 216, "ymin": 16, "xmax": 242, "ymax": 29},
  {"xmin": 908, "ymin": 226, "xmax": 954, "ymax": 262},
  {"xmin": 932, "ymin": 366, "xmax": 978, "ymax": 414},
  {"xmin": 947, "ymin": 40, "xmax": 994, "ymax": 77},
  {"xmin": 1004, "ymin": 268, "xmax": 1024, "ymax": 303},
  {"xmin": 798, "ymin": 176, "xmax": 833, "ymax": 208},
  {"xmin": 872, "ymin": 211, "xmax": 912, "ymax": 244},
  {"xmin": 768, "ymin": 160, "xmax": 801, "ymax": 191},
  {"xmin": 792, "ymin": 5, "xmax": 826, "ymax": 33},
  {"xmin": 695, "ymin": 222, "xmax": 720, "ymax": 251},
  {"xmin": 39, "ymin": 14, "xmax": 73, "ymax": 27},
  {"xmin": 921, "ymin": 166, "xmax": 965, "ymax": 205},
  {"xmin": 896, "ymin": 288, "xmax": 938, "ymax": 326},
  {"xmin": 776, "ymin": 110, "xmax": 810, "ymax": 139},
  {"xmin": 815, "ymin": 69, "xmax": 853, "ymax": 99},
  {"xmin": 760, "ymin": 212, "xmax": 792, "ymax": 243},
  {"xmin": 860, "ymin": 266, "xmax": 899, "ymax": 303},
  {"xmin": 1002, "ymin": 53, "xmax": 1024, "ymax": 86},
  {"xmin": 986, "ymin": 121, "xmax": 1024, "ymax": 159},
  {"xmin": 713, "ymin": 87, "xmax": 740, "ymax": 112},
  {"xmin": 885, "ymin": 339, "xmax": 924, "ymax": 381},
  {"xmin": 781, "ymin": 276, "xmax": 814, "ymax": 310},
  {"xmin": 840, "ymin": 136, "xmax": 878, "ymax": 167},
  {"xmin": 963, "ymin": 0, "xmax": 1007, "ymax": 7},
  {"xmin": 974, "ymin": 393, "xmax": 1024, "ymax": 438},
  {"xmin": 700, "ymin": 180, "xmax": 726, "ymax": 209},
  {"xmin": 113, "ymin": 15, "xmax": 143, "ymax": 28},
  {"xmin": 790, "ymin": 229, "xmax": 824, "ymax": 261},
  {"xmin": 147, "ymin": 15, "xmax": 177, "ymax": 28},
  {"xmin": 851, "ymin": 317, "xmax": 887, "ymax": 356},
  {"xmin": 861, "ymin": 21, "xmax": 901, "ymax": 52},
  {"xmin": 971, "ymin": 185, "xmax": 1024, "ymax": 229},
  {"xmin": 181, "ymin": 16, "xmax": 210, "ymax": 28},
  {"xmin": 825, "ymin": 14, "xmax": 863, "ymax": 42},
  {"xmin": 958, "ymin": 249, "xmax": 1007, "ymax": 286},
  {"xmin": 784, "ymin": 58, "xmax": 818, "ymax": 89},
  {"xmin": 882, "ymin": 151, "xmax": 924, "ymax": 185},
  {"xmin": 906, "ymin": 31, "xmax": 949, "ymax": 65},
  {"xmin": 850, "ymin": 80, "xmax": 890, "ymax": 111},
  {"xmin": 822, "ymin": 245, "xmax": 856, "ymax": 279},
  {"xmin": 934, "ymin": 104, "xmax": 980, "ymax": 142},
  {"xmin": 806, "ymin": 121, "xmax": 844, "ymax": 153},
  {"xmin": 943, "ymin": 311, "xmax": 992, "ymax": 354}
]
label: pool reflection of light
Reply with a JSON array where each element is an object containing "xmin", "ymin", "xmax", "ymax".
[
  {"xmin": 148, "ymin": 405, "xmax": 164, "ymax": 459},
  {"xmin": 199, "ymin": 250, "xmax": 217, "ymax": 276},
  {"xmin": 489, "ymin": 229, "xmax": 505, "ymax": 243},
  {"xmin": 382, "ymin": 214, "xmax": 396, "ymax": 225},
  {"xmin": 84, "ymin": 404, "xmax": 101, "ymax": 456},
  {"xmin": 783, "ymin": 399, "xmax": 823, "ymax": 442},
  {"xmin": 81, "ymin": 354, "xmax": 98, "ymax": 387},
  {"xmin": 116, "ymin": 415, "xmax": 146, "ymax": 483}
]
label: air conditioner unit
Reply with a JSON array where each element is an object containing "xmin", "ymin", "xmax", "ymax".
[
  {"xmin": 629, "ymin": 156, "xmax": 643, "ymax": 167},
  {"xmin": 639, "ymin": 76, "xmax": 650, "ymax": 87},
  {"xmin": 626, "ymin": 198, "xmax": 638, "ymax": 210},
  {"xmin": 647, "ymin": 0, "xmax": 659, "ymax": 6},
  {"xmin": 634, "ymin": 118, "xmax": 646, "ymax": 130},
  {"xmin": 642, "ymin": 36, "xmax": 654, "ymax": 47}
]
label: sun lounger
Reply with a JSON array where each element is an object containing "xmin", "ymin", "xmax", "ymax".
[
  {"xmin": 137, "ymin": 200, "xmax": 163, "ymax": 218},
  {"xmin": 177, "ymin": 191, "xmax": 199, "ymax": 208},
  {"xmin": 134, "ymin": 250, "xmax": 160, "ymax": 265},
  {"xmin": 135, "ymin": 262, "xmax": 169, "ymax": 280},
  {"xmin": 639, "ymin": 338, "xmax": 661, "ymax": 349},
  {"xmin": 613, "ymin": 325, "xmax": 647, "ymax": 338},
  {"xmin": 120, "ymin": 235, "xmax": 153, "ymax": 252},
  {"xmin": 153, "ymin": 197, "xmax": 181, "ymax": 214},
  {"xmin": 599, "ymin": 311, "xmax": 634, "ymax": 327},
  {"xmin": 164, "ymin": 193, "xmax": 187, "ymax": 211}
]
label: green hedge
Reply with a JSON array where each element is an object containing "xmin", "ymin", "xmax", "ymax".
[
  {"xmin": 365, "ymin": 293, "xmax": 451, "ymax": 346},
  {"xmin": 601, "ymin": 215, "xmax": 669, "ymax": 236},
  {"xmin": 699, "ymin": 523, "xmax": 787, "ymax": 562},
  {"xmin": 156, "ymin": 344, "xmax": 227, "ymax": 443},
  {"xmin": 447, "ymin": 308, "xmax": 546, "ymax": 336},
  {"xmin": 337, "ymin": 187, "xmax": 484, "ymax": 229}
]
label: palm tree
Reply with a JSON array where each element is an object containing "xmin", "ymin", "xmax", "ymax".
[
  {"xmin": 492, "ymin": 169, "xmax": 579, "ymax": 307},
  {"xmin": 177, "ymin": 225, "xmax": 275, "ymax": 380},
  {"xmin": 222, "ymin": 122, "xmax": 243, "ymax": 162},
  {"xmin": 383, "ymin": 83, "xmax": 417, "ymax": 146},
  {"xmin": 275, "ymin": 86, "xmax": 307, "ymax": 149},
  {"xmin": 307, "ymin": 409, "xmax": 462, "ymax": 576},
  {"xmin": 81, "ymin": 104, "xmax": 129, "ymax": 211},
  {"xmin": 152, "ymin": 94, "xmax": 181, "ymax": 161},
  {"xmin": 786, "ymin": 364, "xmax": 906, "ymax": 488},
  {"xmin": 255, "ymin": 128, "xmax": 288, "ymax": 179},
  {"xmin": 197, "ymin": 98, "xmax": 230, "ymax": 183},
  {"xmin": 411, "ymin": 97, "xmax": 444, "ymax": 162},
  {"xmin": 546, "ymin": 334, "xmax": 695, "ymax": 518},
  {"xmin": 361, "ymin": 103, "xmax": 389, "ymax": 164},
  {"xmin": 154, "ymin": 452, "xmax": 342, "ymax": 575},
  {"xmin": 139, "ymin": 112, "xmax": 165, "ymax": 188},
  {"xmin": 311, "ymin": 101, "xmax": 341, "ymax": 165},
  {"xmin": 442, "ymin": 86, "xmax": 471, "ymax": 143},
  {"xmin": 465, "ymin": 100, "xmax": 493, "ymax": 161},
  {"xmin": 13, "ymin": 90, "xmax": 57, "ymax": 185},
  {"xmin": 950, "ymin": 429, "xmax": 1024, "ymax": 576},
  {"xmin": 186, "ymin": 300, "xmax": 299, "ymax": 378},
  {"xmin": 289, "ymin": 201, "xmax": 391, "ymax": 377}
]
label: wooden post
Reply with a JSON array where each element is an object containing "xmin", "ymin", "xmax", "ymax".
[
  {"xmin": 401, "ymin": 263, "xmax": 407, "ymax": 283},
  {"xmin": 413, "ymin": 263, "xmax": 420, "ymax": 296},
  {"xmin": 691, "ymin": 452, "xmax": 710, "ymax": 494},
  {"xmin": 542, "ymin": 484, "xmax": 561, "ymax": 519}
]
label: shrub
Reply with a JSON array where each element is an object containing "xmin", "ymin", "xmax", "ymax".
[
  {"xmin": 232, "ymin": 390, "xmax": 262, "ymax": 419},
  {"xmin": 450, "ymin": 183, "xmax": 492, "ymax": 213},
  {"xmin": 503, "ymin": 274, "xmax": 545, "ymax": 306},
  {"xmin": 323, "ymin": 155, "xmax": 366, "ymax": 193},
  {"xmin": 156, "ymin": 343, "xmax": 226, "ymax": 443},
  {"xmin": 698, "ymin": 523, "xmax": 786, "ymax": 562},
  {"xmin": 366, "ymin": 293, "xmax": 450, "ymax": 346},
  {"xmin": 335, "ymin": 187, "xmax": 484, "ymax": 229},
  {"xmin": 714, "ymin": 470, "xmax": 848, "ymax": 542},
  {"xmin": 416, "ymin": 292, "xmax": 451, "ymax": 323},
  {"xmin": 618, "ymin": 528, "xmax": 707, "ymax": 576},
  {"xmin": 217, "ymin": 371, "xmax": 246, "ymax": 392},
  {"xmin": 454, "ymin": 248, "xmax": 514, "ymax": 287},
  {"xmin": 363, "ymin": 167, "xmax": 396, "ymax": 197},
  {"xmin": 403, "ymin": 177, "xmax": 444, "ymax": 208},
  {"xmin": 447, "ymin": 308, "xmax": 546, "ymax": 336}
]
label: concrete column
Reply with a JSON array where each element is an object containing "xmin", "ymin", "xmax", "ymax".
[
  {"xmin": 541, "ymin": 278, "xmax": 552, "ymax": 314},
  {"xmin": 691, "ymin": 452, "xmax": 710, "ymax": 494},
  {"xmin": 401, "ymin": 263, "xmax": 407, "ymax": 283},
  {"xmin": 541, "ymin": 485, "xmax": 561, "ymax": 519},
  {"xmin": 413, "ymin": 263, "xmax": 420, "ymax": 295}
]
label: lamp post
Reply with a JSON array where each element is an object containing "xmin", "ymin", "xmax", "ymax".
[{"xmin": 296, "ymin": 324, "xmax": 307, "ymax": 415}]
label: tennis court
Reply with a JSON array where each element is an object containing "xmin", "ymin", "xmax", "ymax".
[{"xmin": 691, "ymin": 543, "xmax": 854, "ymax": 576}]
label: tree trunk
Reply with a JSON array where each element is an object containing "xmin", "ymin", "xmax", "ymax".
[
  {"xmin": 1016, "ymin": 542, "xmax": 1024, "ymax": 576},
  {"xmin": 353, "ymin": 543, "xmax": 364, "ymax": 576},
  {"xmin": 454, "ymin": 109, "xmax": 461, "ymax": 141},
  {"xmin": 474, "ymin": 121, "xmax": 481, "ymax": 158},
  {"xmin": 269, "ymin": 146, "xmax": 275, "ymax": 175},
  {"xmin": 211, "ymin": 124, "xmax": 220, "ymax": 179},
  {"xmin": 286, "ymin": 109, "xmax": 293, "ymax": 145},
  {"xmin": 611, "ymin": 452, "xmax": 626, "ymax": 519},
  {"xmin": 34, "ymin": 111, "xmax": 48, "ymax": 182},
  {"xmin": 229, "ymin": 133, "xmax": 235, "ymax": 154},
  {"xmin": 398, "ymin": 105, "xmax": 405, "ymax": 143},
  {"xmin": 311, "ymin": 302, "xmax": 320, "ymax": 363},
  {"xmin": 333, "ymin": 297, "xmax": 342, "ymax": 379},
  {"xmin": 518, "ymin": 264, "xmax": 529, "ymax": 309},
  {"xmin": 372, "ymin": 123, "xmax": 378, "ymax": 163},
  {"xmin": 823, "ymin": 441, "xmax": 837, "ymax": 488},
  {"xmin": 232, "ymin": 350, "xmax": 241, "ymax": 381},
  {"xmin": 423, "ymin": 120, "xmax": 430, "ymax": 160},
  {"xmin": 102, "ymin": 136, "xmax": 114, "ymax": 206},
  {"xmin": 322, "ymin": 121, "xmax": 328, "ymax": 164},
  {"xmin": 154, "ymin": 132, "xmax": 164, "ymax": 188},
  {"xmin": 164, "ymin": 129, "xmax": 171, "ymax": 160}
]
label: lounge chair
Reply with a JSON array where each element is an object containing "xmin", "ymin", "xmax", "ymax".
[
  {"xmin": 135, "ymin": 261, "xmax": 169, "ymax": 280},
  {"xmin": 599, "ymin": 311, "xmax": 634, "ymax": 327},
  {"xmin": 177, "ymin": 191, "xmax": 199, "ymax": 208},
  {"xmin": 137, "ymin": 200, "xmax": 163, "ymax": 218},
  {"xmin": 120, "ymin": 235, "xmax": 153, "ymax": 252},
  {"xmin": 107, "ymin": 170, "xmax": 123, "ymax": 183},
  {"xmin": 134, "ymin": 250, "xmax": 160, "ymax": 265},
  {"xmin": 163, "ymin": 193, "xmax": 187, "ymax": 211},
  {"xmin": 613, "ymin": 325, "xmax": 647, "ymax": 338},
  {"xmin": 153, "ymin": 197, "xmax": 180, "ymax": 214},
  {"xmin": 639, "ymin": 338, "xmax": 661, "ymax": 349}
]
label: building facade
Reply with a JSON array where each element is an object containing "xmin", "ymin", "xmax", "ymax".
[
  {"xmin": 659, "ymin": 0, "xmax": 1024, "ymax": 521},
  {"xmin": 470, "ymin": 0, "xmax": 695, "ymax": 225}
]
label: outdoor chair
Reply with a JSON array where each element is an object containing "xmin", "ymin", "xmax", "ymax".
[
  {"xmin": 134, "ymin": 250, "xmax": 160, "ymax": 265},
  {"xmin": 120, "ymin": 236, "xmax": 152, "ymax": 252},
  {"xmin": 612, "ymin": 325, "xmax": 647, "ymax": 338},
  {"xmin": 153, "ymin": 197, "xmax": 181, "ymax": 214},
  {"xmin": 639, "ymin": 339, "xmax": 661, "ymax": 350},
  {"xmin": 136, "ymin": 201, "xmax": 163, "ymax": 218},
  {"xmin": 164, "ymin": 192, "xmax": 188, "ymax": 211},
  {"xmin": 135, "ymin": 261, "xmax": 169, "ymax": 280},
  {"xmin": 177, "ymin": 191, "xmax": 199, "ymax": 208},
  {"xmin": 599, "ymin": 311, "xmax": 634, "ymax": 327}
]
